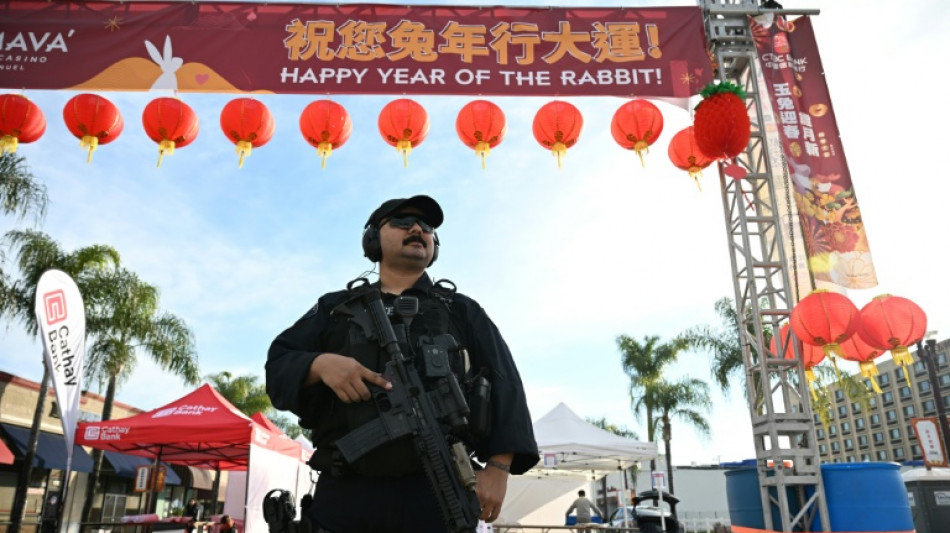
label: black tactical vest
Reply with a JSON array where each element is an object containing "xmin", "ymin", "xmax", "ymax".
[{"xmin": 308, "ymin": 281, "xmax": 468, "ymax": 477}]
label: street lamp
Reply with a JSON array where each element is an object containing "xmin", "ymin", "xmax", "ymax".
[{"xmin": 916, "ymin": 338, "xmax": 950, "ymax": 461}]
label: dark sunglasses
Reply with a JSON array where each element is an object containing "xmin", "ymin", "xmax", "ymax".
[{"xmin": 386, "ymin": 215, "xmax": 434, "ymax": 233}]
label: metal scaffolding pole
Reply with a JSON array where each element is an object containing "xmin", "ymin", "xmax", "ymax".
[{"xmin": 700, "ymin": 1, "xmax": 830, "ymax": 531}]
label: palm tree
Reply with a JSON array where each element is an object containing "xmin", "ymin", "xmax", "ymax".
[
  {"xmin": 206, "ymin": 371, "xmax": 272, "ymax": 415},
  {"xmin": 651, "ymin": 378, "xmax": 712, "ymax": 495},
  {"xmin": 0, "ymin": 229, "xmax": 119, "ymax": 532},
  {"xmin": 617, "ymin": 334, "xmax": 688, "ymax": 472},
  {"xmin": 80, "ymin": 266, "xmax": 200, "ymax": 522},
  {"xmin": 0, "ymin": 153, "xmax": 48, "ymax": 224}
]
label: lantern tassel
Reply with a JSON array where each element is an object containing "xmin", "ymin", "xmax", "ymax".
[
  {"xmin": 891, "ymin": 346, "xmax": 914, "ymax": 367},
  {"xmin": 634, "ymin": 141, "xmax": 649, "ymax": 168},
  {"xmin": 317, "ymin": 142, "xmax": 333, "ymax": 170},
  {"xmin": 859, "ymin": 361, "xmax": 883, "ymax": 394},
  {"xmin": 688, "ymin": 166, "xmax": 703, "ymax": 191},
  {"xmin": 1, "ymin": 135, "xmax": 18, "ymax": 154},
  {"xmin": 822, "ymin": 345, "xmax": 843, "ymax": 381},
  {"xmin": 552, "ymin": 142, "xmax": 567, "ymax": 170},
  {"xmin": 475, "ymin": 141, "xmax": 491, "ymax": 170},
  {"xmin": 805, "ymin": 368, "xmax": 818, "ymax": 403},
  {"xmin": 235, "ymin": 140, "xmax": 252, "ymax": 168},
  {"xmin": 396, "ymin": 140, "xmax": 412, "ymax": 168},
  {"xmin": 157, "ymin": 139, "xmax": 175, "ymax": 168},
  {"xmin": 80, "ymin": 135, "xmax": 99, "ymax": 164}
]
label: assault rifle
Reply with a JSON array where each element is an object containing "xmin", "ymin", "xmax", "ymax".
[{"xmin": 333, "ymin": 280, "xmax": 481, "ymax": 533}]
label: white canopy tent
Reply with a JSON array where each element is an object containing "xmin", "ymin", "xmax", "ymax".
[{"xmin": 497, "ymin": 402, "xmax": 658, "ymax": 526}]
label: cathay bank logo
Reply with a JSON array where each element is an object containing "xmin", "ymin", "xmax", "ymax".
[{"xmin": 84, "ymin": 426, "xmax": 100, "ymax": 440}]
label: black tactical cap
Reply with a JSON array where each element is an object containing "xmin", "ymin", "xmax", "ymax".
[{"xmin": 365, "ymin": 195, "xmax": 443, "ymax": 229}]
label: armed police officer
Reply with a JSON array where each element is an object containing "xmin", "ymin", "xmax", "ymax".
[{"xmin": 266, "ymin": 195, "xmax": 539, "ymax": 532}]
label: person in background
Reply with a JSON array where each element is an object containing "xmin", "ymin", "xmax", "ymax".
[
  {"xmin": 566, "ymin": 489, "xmax": 603, "ymax": 533},
  {"xmin": 218, "ymin": 514, "xmax": 238, "ymax": 533},
  {"xmin": 267, "ymin": 195, "xmax": 539, "ymax": 532},
  {"xmin": 184, "ymin": 498, "xmax": 199, "ymax": 533}
]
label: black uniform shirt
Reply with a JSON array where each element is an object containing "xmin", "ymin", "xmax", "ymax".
[{"xmin": 266, "ymin": 273, "xmax": 539, "ymax": 475}]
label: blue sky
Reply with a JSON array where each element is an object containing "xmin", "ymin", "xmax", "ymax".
[{"xmin": 2, "ymin": 0, "xmax": 949, "ymax": 466}]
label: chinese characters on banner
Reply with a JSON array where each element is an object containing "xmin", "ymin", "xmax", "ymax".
[
  {"xmin": 0, "ymin": 1, "xmax": 712, "ymax": 97},
  {"xmin": 911, "ymin": 417, "xmax": 948, "ymax": 467},
  {"xmin": 752, "ymin": 15, "xmax": 878, "ymax": 289}
]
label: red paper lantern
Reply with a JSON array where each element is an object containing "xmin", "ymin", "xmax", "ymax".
[
  {"xmin": 63, "ymin": 93, "xmax": 124, "ymax": 163},
  {"xmin": 857, "ymin": 294, "xmax": 927, "ymax": 374},
  {"xmin": 610, "ymin": 99, "xmax": 663, "ymax": 167},
  {"xmin": 456, "ymin": 100, "xmax": 506, "ymax": 170},
  {"xmin": 0, "ymin": 94, "xmax": 46, "ymax": 154},
  {"xmin": 532, "ymin": 100, "xmax": 583, "ymax": 169},
  {"xmin": 771, "ymin": 323, "xmax": 826, "ymax": 400},
  {"xmin": 299, "ymin": 99, "xmax": 352, "ymax": 169},
  {"xmin": 142, "ymin": 97, "xmax": 199, "ymax": 168},
  {"xmin": 790, "ymin": 289, "xmax": 860, "ymax": 362},
  {"xmin": 378, "ymin": 98, "xmax": 429, "ymax": 168},
  {"xmin": 220, "ymin": 98, "xmax": 275, "ymax": 168},
  {"xmin": 668, "ymin": 126, "xmax": 713, "ymax": 190},
  {"xmin": 693, "ymin": 81, "xmax": 751, "ymax": 161},
  {"xmin": 837, "ymin": 333, "xmax": 887, "ymax": 393}
]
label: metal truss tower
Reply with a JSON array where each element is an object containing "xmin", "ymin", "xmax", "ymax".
[{"xmin": 701, "ymin": 1, "xmax": 830, "ymax": 531}]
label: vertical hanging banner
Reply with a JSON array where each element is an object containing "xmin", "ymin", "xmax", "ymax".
[
  {"xmin": 752, "ymin": 15, "xmax": 878, "ymax": 289},
  {"xmin": 35, "ymin": 269, "xmax": 86, "ymax": 454},
  {"xmin": 0, "ymin": 1, "xmax": 711, "ymax": 98}
]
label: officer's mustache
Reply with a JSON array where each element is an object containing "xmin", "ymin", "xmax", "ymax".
[{"xmin": 403, "ymin": 235, "xmax": 427, "ymax": 247}]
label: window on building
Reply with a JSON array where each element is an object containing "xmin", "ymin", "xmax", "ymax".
[
  {"xmin": 844, "ymin": 438, "xmax": 854, "ymax": 451},
  {"xmin": 847, "ymin": 455, "xmax": 856, "ymax": 463},
  {"xmin": 833, "ymin": 457, "xmax": 842, "ymax": 463},
  {"xmin": 897, "ymin": 367, "xmax": 906, "ymax": 381},
  {"xmin": 861, "ymin": 453, "xmax": 871, "ymax": 461},
  {"xmin": 819, "ymin": 444, "xmax": 828, "ymax": 454},
  {"xmin": 831, "ymin": 442, "xmax": 840, "ymax": 452},
  {"xmin": 816, "ymin": 428, "xmax": 825, "ymax": 439},
  {"xmin": 939, "ymin": 374, "xmax": 950, "ymax": 388},
  {"xmin": 851, "ymin": 402, "xmax": 862, "ymax": 414},
  {"xmin": 886, "ymin": 409, "xmax": 898, "ymax": 422},
  {"xmin": 873, "ymin": 432, "xmax": 885, "ymax": 444},
  {"xmin": 907, "ymin": 425, "xmax": 916, "ymax": 440},
  {"xmin": 899, "ymin": 385, "xmax": 912, "ymax": 399},
  {"xmin": 879, "ymin": 373, "xmax": 891, "ymax": 386},
  {"xmin": 914, "ymin": 361, "xmax": 926, "ymax": 375},
  {"xmin": 923, "ymin": 400, "xmax": 936, "ymax": 414},
  {"xmin": 858, "ymin": 435, "xmax": 868, "ymax": 447},
  {"xmin": 842, "ymin": 421, "xmax": 851, "ymax": 434},
  {"xmin": 814, "ymin": 413, "xmax": 821, "ymax": 424},
  {"xmin": 944, "ymin": 394, "xmax": 950, "ymax": 409},
  {"xmin": 829, "ymin": 424, "xmax": 838, "ymax": 436},
  {"xmin": 883, "ymin": 391, "xmax": 894, "ymax": 405},
  {"xmin": 919, "ymin": 380, "xmax": 932, "ymax": 394},
  {"xmin": 869, "ymin": 396, "xmax": 878, "ymax": 408},
  {"xmin": 871, "ymin": 414, "xmax": 881, "ymax": 427},
  {"xmin": 876, "ymin": 450, "xmax": 888, "ymax": 460},
  {"xmin": 894, "ymin": 447, "xmax": 905, "ymax": 459},
  {"xmin": 834, "ymin": 390, "xmax": 845, "ymax": 402},
  {"xmin": 912, "ymin": 444, "xmax": 922, "ymax": 459},
  {"xmin": 838, "ymin": 405, "xmax": 848, "ymax": 418},
  {"xmin": 890, "ymin": 428, "xmax": 902, "ymax": 441},
  {"xmin": 938, "ymin": 352, "xmax": 948, "ymax": 367},
  {"xmin": 903, "ymin": 405, "xmax": 916, "ymax": 417},
  {"xmin": 855, "ymin": 418, "xmax": 866, "ymax": 430}
]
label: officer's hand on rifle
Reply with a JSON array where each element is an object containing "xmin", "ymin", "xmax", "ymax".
[{"xmin": 306, "ymin": 353, "xmax": 393, "ymax": 403}]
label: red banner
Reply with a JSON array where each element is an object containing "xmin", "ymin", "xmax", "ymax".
[
  {"xmin": 0, "ymin": 1, "xmax": 712, "ymax": 98},
  {"xmin": 753, "ymin": 15, "xmax": 877, "ymax": 289}
]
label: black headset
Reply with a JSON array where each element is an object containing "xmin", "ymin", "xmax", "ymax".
[{"xmin": 362, "ymin": 222, "xmax": 439, "ymax": 265}]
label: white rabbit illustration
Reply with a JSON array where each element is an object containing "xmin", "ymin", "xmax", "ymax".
[{"xmin": 145, "ymin": 35, "xmax": 182, "ymax": 91}]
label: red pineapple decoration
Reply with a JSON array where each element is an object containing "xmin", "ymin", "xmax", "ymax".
[{"xmin": 693, "ymin": 81, "xmax": 751, "ymax": 161}]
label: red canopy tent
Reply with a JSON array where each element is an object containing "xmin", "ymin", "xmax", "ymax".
[{"xmin": 76, "ymin": 383, "xmax": 299, "ymax": 470}]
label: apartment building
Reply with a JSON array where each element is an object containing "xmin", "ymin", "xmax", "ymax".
[{"xmin": 814, "ymin": 338, "xmax": 950, "ymax": 464}]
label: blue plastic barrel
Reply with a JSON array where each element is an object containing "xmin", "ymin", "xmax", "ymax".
[
  {"xmin": 725, "ymin": 467, "xmax": 803, "ymax": 530},
  {"xmin": 817, "ymin": 462, "xmax": 914, "ymax": 532}
]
